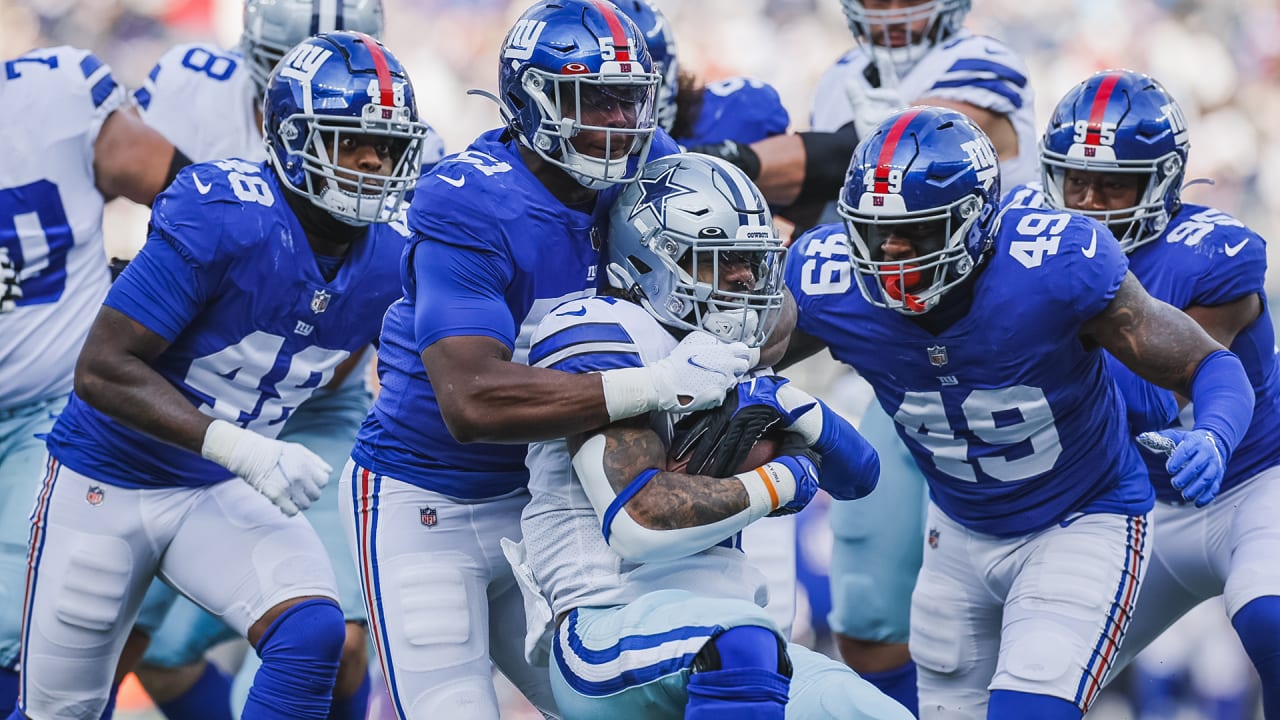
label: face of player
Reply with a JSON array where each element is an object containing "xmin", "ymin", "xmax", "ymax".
[
  {"xmin": 865, "ymin": 218, "xmax": 947, "ymax": 290},
  {"xmin": 694, "ymin": 251, "xmax": 762, "ymax": 296},
  {"xmin": 561, "ymin": 82, "xmax": 652, "ymax": 160},
  {"xmin": 1061, "ymin": 168, "xmax": 1143, "ymax": 214},
  {"xmin": 323, "ymin": 131, "xmax": 399, "ymax": 194},
  {"xmin": 860, "ymin": 0, "xmax": 936, "ymax": 48}
]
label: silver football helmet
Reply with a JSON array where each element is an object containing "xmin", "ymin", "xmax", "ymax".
[
  {"xmin": 241, "ymin": 0, "xmax": 385, "ymax": 93},
  {"xmin": 607, "ymin": 153, "xmax": 786, "ymax": 347},
  {"xmin": 841, "ymin": 0, "xmax": 970, "ymax": 83}
]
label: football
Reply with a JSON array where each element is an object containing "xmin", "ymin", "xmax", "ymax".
[{"xmin": 666, "ymin": 428, "xmax": 785, "ymax": 477}]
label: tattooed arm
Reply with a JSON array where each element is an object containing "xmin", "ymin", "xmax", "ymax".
[
  {"xmin": 1081, "ymin": 272, "xmax": 1225, "ymax": 394},
  {"xmin": 566, "ymin": 417, "xmax": 806, "ymax": 563}
]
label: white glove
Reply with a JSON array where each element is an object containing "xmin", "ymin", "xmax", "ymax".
[
  {"xmin": 599, "ymin": 330, "xmax": 757, "ymax": 420},
  {"xmin": 0, "ymin": 248, "xmax": 22, "ymax": 313},
  {"xmin": 201, "ymin": 419, "xmax": 331, "ymax": 516},
  {"xmin": 847, "ymin": 81, "xmax": 908, "ymax": 141}
]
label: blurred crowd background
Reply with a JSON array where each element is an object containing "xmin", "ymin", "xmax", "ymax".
[{"xmin": 1, "ymin": 0, "xmax": 1275, "ymax": 718}]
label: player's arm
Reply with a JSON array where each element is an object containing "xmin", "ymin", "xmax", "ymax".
[
  {"xmin": 568, "ymin": 417, "xmax": 816, "ymax": 564},
  {"xmin": 916, "ymin": 96, "xmax": 1018, "ymax": 161},
  {"xmin": 1084, "ymin": 272, "xmax": 1253, "ymax": 504},
  {"xmin": 693, "ymin": 124, "xmax": 860, "ymax": 209},
  {"xmin": 757, "ymin": 289, "xmax": 797, "ymax": 368},
  {"xmin": 74, "ymin": 306, "xmax": 212, "ymax": 452},
  {"xmin": 94, "ymin": 105, "xmax": 191, "ymax": 205},
  {"xmin": 1184, "ymin": 294, "xmax": 1262, "ymax": 350}
]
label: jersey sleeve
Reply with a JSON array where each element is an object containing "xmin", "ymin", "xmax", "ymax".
[
  {"xmin": 104, "ymin": 165, "xmax": 238, "ymax": 339},
  {"xmin": 1056, "ymin": 214, "xmax": 1128, "ymax": 320},
  {"xmin": 688, "ymin": 78, "xmax": 790, "ymax": 146},
  {"xmin": 924, "ymin": 36, "xmax": 1031, "ymax": 116},
  {"xmin": 8, "ymin": 47, "xmax": 127, "ymax": 154},
  {"xmin": 132, "ymin": 44, "xmax": 245, "ymax": 160},
  {"xmin": 410, "ymin": 221, "xmax": 517, "ymax": 353},
  {"xmin": 809, "ymin": 51, "xmax": 860, "ymax": 132},
  {"xmin": 528, "ymin": 298, "xmax": 644, "ymax": 374},
  {"xmin": 1189, "ymin": 224, "xmax": 1266, "ymax": 307}
]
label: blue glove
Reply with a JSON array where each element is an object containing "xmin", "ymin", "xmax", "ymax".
[
  {"xmin": 769, "ymin": 443, "xmax": 820, "ymax": 516},
  {"xmin": 1136, "ymin": 429, "xmax": 1225, "ymax": 507}
]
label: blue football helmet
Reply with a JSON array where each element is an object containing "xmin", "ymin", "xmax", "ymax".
[
  {"xmin": 614, "ymin": 0, "xmax": 679, "ymax": 133},
  {"xmin": 264, "ymin": 31, "xmax": 429, "ymax": 225},
  {"xmin": 1040, "ymin": 69, "xmax": 1190, "ymax": 253},
  {"xmin": 498, "ymin": 0, "xmax": 661, "ymax": 189},
  {"xmin": 241, "ymin": 0, "xmax": 385, "ymax": 94},
  {"xmin": 607, "ymin": 153, "xmax": 786, "ymax": 347},
  {"xmin": 839, "ymin": 106, "xmax": 1000, "ymax": 315},
  {"xmin": 840, "ymin": 0, "xmax": 970, "ymax": 82}
]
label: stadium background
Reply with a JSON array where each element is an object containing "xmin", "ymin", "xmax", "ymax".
[{"xmin": 1, "ymin": 0, "xmax": 1275, "ymax": 717}]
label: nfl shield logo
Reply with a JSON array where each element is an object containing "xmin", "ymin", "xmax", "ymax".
[
  {"xmin": 86, "ymin": 486, "xmax": 105, "ymax": 506},
  {"xmin": 927, "ymin": 527, "xmax": 940, "ymax": 549},
  {"xmin": 927, "ymin": 345, "xmax": 948, "ymax": 367},
  {"xmin": 310, "ymin": 289, "xmax": 331, "ymax": 314},
  {"xmin": 420, "ymin": 506, "xmax": 437, "ymax": 527}
]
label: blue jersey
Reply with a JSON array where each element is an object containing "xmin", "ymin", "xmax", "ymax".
[
  {"xmin": 787, "ymin": 207, "xmax": 1154, "ymax": 536},
  {"xmin": 353, "ymin": 128, "xmax": 680, "ymax": 499},
  {"xmin": 47, "ymin": 160, "xmax": 407, "ymax": 488},
  {"xmin": 1005, "ymin": 185, "xmax": 1280, "ymax": 500},
  {"xmin": 1127, "ymin": 204, "xmax": 1278, "ymax": 499},
  {"xmin": 675, "ymin": 77, "xmax": 789, "ymax": 148}
]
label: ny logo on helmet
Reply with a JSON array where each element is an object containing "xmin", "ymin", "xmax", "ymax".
[
  {"xmin": 961, "ymin": 138, "xmax": 998, "ymax": 187},
  {"xmin": 280, "ymin": 45, "xmax": 332, "ymax": 83},
  {"xmin": 504, "ymin": 19, "xmax": 546, "ymax": 60}
]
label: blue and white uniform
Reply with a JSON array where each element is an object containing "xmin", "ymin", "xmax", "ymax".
[
  {"xmin": 788, "ymin": 207, "xmax": 1154, "ymax": 715},
  {"xmin": 0, "ymin": 46, "xmax": 127, "ymax": 680},
  {"xmin": 1007, "ymin": 184, "xmax": 1280, "ymax": 675},
  {"xmin": 14, "ymin": 160, "xmax": 405, "ymax": 714},
  {"xmin": 675, "ymin": 77, "xmax": 789, "ymax": 148},
  {"xmin": 514, "ymin": 295, "xmax": 911, "ymax": 720},
  {"xmin": 340, "ymin": 127, "xmax": 677, "ymax": 718},
  {"xmin": 810, "ymin": 28, "xmax": 1038, "ymax": 652},
  {"xmin": 129, "ymin": 39, "xmax": 444, "ymax": 669},
  {"xmin": 810, "ymin": 30, "xmax": 1037, "ymax": 188}
]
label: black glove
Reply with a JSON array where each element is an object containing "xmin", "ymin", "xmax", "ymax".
[
  {"xmin": 686, "ymin": 139, "xmax": 762, "ymax": 181},
  {"xmin": 670, "ymin": 377, "xmax": 810, "ymax": 477}
]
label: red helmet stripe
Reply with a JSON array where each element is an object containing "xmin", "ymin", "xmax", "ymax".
[
  {"xmin": 355, "ymin": 32, "xmax": 395, "ymax": 107},
  {"xmin": 590, "ymin": 0, "xmax": 632, "ymax": 62},
  {"xmin": 1085, "ymin": 72, "xmax": 1122, "ymax": 146},
  {"xmin": 873, "ymin": 108, "xmax": 922, "ymax": 194}
]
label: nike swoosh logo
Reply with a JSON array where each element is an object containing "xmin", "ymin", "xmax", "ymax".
[
  {"xmin": 556, "ymin": 306, "xmax": 587, "ymax": 317},
  {"xmin": 1224, "ymin": 238, "xmax": 1249, "ymax": 257},
  {"xmin": 439, "ymin": 175, "xmax": 465, "ymax": 188},
  {"xmin": 192, "ymin": 173, "xmax": 212, "ymax": 195},
  {"xmin": 1081, "ymin": 228, "xmax": 1098, "ymax": 258},
  {"xmin": 686, "ymin": 357, "xmax": 725, "ymax": 375}
]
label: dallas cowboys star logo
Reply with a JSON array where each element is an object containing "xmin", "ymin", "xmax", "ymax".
[{"xmin": 628, "ymin": 164, "xmax": 696, "ymax": 223}]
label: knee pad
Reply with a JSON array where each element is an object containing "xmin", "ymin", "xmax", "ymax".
[
  {"xmin": 54, "ymin": 535, "xmax": 133, "ymax": 634},
  {"xmin": 692, "ymin": 625, "xmax": 790, "ymax": 676},
  {"xmin": 243, "ymin": 599, "xmax": 345, "ymax": 718},
  {"xmin": 686, "ymin": 626, "xmax": 791, "ymax": 720}
]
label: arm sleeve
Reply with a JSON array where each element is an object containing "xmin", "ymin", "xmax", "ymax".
[{"xmin": 796, "ymin": 122, "xmax": 860, "ymax": 206}]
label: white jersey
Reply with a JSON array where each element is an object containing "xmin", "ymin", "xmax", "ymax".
[
  {"xmin": 0, "ymin": 46, "xmax": 126, "ymax": 408},
  {"xmin": 810, "ymin": 30, "xmax": 1038, "ymax": 189},
  {"xmin": 133, "ymin": 43, "xmax": 264, "ymax": 163},
  {"xmin": 522, "ymin": 297, "xmax": 769, "ymax": 620}
]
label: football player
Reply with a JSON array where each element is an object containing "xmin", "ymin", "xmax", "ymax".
[
  {"xmin": 1013, "ymin": 69, "xmax": 1280, "ymax": 717},
  {"xmin": 337, "ymin": 1, "xmax": 783, "ymax": 717},
  {"xmin": 512, "ymin": 151, "xmax": 906, "ymax": 719},
  {"xmin": 0, "ymin": 46, "xmax": 186, "ymax": 716},
  {"xmin": 742, "ymin": 2, "xmax": 1041, "ymax": 711},
  {"xmin": 614, "ymin": 0, "xmax": 809, "ymax": 640},
  {"xmin": 128, "ymin": 2, "xmax": 442, "ymax": 717},
  {"xmin": 8, "ymin": 32, "xmax": 428, "ymax": 719},
  {"xmin": 784, "ymin": 106, "xmax": 1253, "ymax": 719}
]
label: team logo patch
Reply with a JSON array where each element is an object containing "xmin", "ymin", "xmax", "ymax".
[
  {"xmin": 420, "ymin": 506, "xmax": 438, "ymax": 527},
  {"xmin": 927, "ymin": 527, "xmax": 940, "ymax": 549},
  {"xmin": 310, "ymin": 289, "xmax": 331, "ymax": 314},
  {"xmin": 927, "ymin": 345, "xmax": 948, "ymax": 367},
  {"xmin": 86, "ymin": 485, "xmax": 105, "ymax": 506}
]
